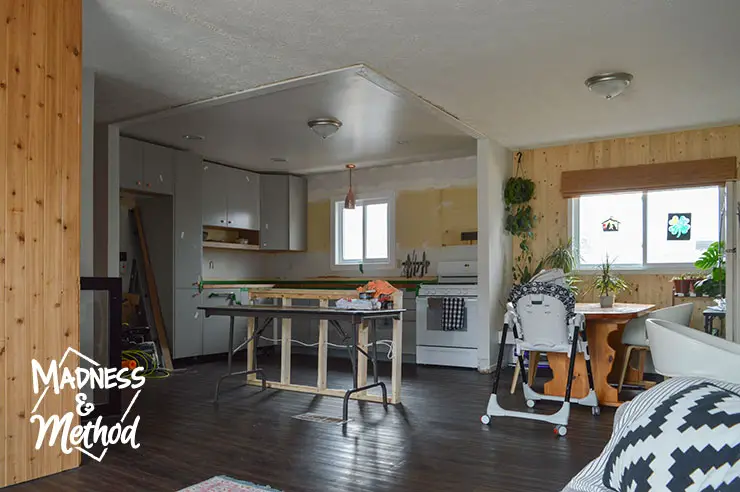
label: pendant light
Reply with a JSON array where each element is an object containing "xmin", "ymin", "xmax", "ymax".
[{"xmin": 344, "ymin": 164, "xmax": 356, "ymax": 210}]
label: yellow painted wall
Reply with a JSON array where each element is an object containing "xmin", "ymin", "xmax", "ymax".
[
  {"xmin": 516, "ymin": 124, "xmax": 740, "ymax": 327},
  {"xmin": 306, "ymin": 186, "xmax": 478, "ymax": 253}
]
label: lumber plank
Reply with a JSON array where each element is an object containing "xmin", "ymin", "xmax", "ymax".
[{"xmin": 133, "ymin": 207, "xmax": 173, "ymax": 370}]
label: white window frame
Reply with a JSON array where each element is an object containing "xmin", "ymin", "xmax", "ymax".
[
  {"xmin": 569, "ymin": 185, "xmax": 725, "ymax": 273},
  {"xmin": 330, "ymin": 193, "xmax": 396, "ymax": 270}
]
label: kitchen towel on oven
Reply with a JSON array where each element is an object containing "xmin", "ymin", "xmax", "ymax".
[{"xmin": 442, "ymin": 297, "xmax": 466, "ymax": 331}]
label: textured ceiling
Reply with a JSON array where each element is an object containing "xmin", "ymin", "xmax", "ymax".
[
  {"xmin": 86, "ymin": 0, "xmax": 740, "ymax": 149},
  {"xmin": 120, "ymin": 68, "xmax": 477, "ymax": 174}
]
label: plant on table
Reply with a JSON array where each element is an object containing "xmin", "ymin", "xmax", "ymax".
[
  {"xmin": 694, "ymin": 241, "xmax": 725, "ymax": 298},
  {"xmin": 591, "ymin": 255, "xmax": 630, "ymax": 308}
]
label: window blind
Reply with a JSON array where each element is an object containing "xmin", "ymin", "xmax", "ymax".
[{"xmin": 560, "ymin": 157, "xmax": 737, "ymax": 198}]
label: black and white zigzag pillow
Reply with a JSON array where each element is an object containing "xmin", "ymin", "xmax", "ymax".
[{"xmin": 603, "ymin": 382, "xmax": 740, "ymax": 491}]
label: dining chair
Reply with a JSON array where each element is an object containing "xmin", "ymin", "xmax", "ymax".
[
  {"xmin": 646, "ymin": 318, "xmax": 740, "ymax": 383},
  {"xmin": 510, "ymin": 351, "xmax": 539, "ymax": 394},
  {"xmin": 617, "ymin": 303, "xmax": 693, "ymax": 393}
]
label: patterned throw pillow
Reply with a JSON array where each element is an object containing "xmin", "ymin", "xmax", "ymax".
[{"xmin": 603, "ymin": 382, "xmax": 740, "ymax": 491}]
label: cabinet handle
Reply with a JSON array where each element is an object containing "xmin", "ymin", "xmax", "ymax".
[
  {"xmin": 265, "ymin": 223, "xmax": 269, "ymax": 230},
  {"xmin": 220, "ymin": 220, "xmax": 225, "ymax": 223},
  {"xmin": 228, "ymin": 220, "xmax": 232, "ymax": 224},
  {"xmin": 263, "ymin": 242, "xmax": 267, "ymax": 247},
  {"xmin": 136, "ymin": 180, "xmax": 142, "ymax": 186}
]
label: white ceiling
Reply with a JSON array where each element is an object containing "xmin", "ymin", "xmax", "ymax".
[
  {"xmin": 118, "ymin": 68, "xmax": 478, "ymax": 174},
  {"xmin": 86, "ymin": 0, "xmax": 740, "ymax": 150}
]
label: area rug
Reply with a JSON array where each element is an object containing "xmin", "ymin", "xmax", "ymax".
[{"xmin": 179, "ymin": 475, "xmax": 279, "ymax": 491}]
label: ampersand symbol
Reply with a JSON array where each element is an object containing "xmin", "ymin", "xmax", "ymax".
[{"xmin": 75, "ymin": 393, "xmax": 95, "ymax": 417}]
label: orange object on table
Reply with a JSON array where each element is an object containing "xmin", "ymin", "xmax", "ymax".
[{"xmin": 357, "ymin": 280, "xmax": 398, "ymax": 298}]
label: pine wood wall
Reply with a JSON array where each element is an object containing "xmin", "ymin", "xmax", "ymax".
[
  {"xmin": 515, "ymin": 125, "xmax": 740, "ymax": 327},
  {"xmin": 1, "ymin": 0, "xmax": 82, "ymax": 485}
]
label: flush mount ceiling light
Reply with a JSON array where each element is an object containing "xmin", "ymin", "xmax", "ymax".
[
  {"xmin": 585, "ymin": 72, "xmax": 634, "ymax": 100},
  {"xmin": 307, "ymin": 117, "xmax": 342, "ymax": 139},
  {"xmin": 344, "ymin": 164, "xmax": 356, "ymax": 210},
  {"xmin": 182, "ymin": 134, "xmax": 205, "ymax": 141}
]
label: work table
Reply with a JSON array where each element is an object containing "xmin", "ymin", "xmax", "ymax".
[{"xmin": 200, "ymin": 277, "xmax": 438, "ymax": 291}]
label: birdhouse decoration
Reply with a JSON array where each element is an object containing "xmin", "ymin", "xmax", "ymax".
[{"xmin": 602, "ymin": 217, "xmax": 620, "ymax": 232}]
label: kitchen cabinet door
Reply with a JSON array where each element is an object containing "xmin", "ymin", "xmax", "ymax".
[
  {"xmin": 202, "ymin": 289, "xmax": 249, "ymax": 355},
  {"xmin": 202, "ymin": 163, "xmax": 229, "ymax": 227},
  {"xmin": 174, "ymin": 151, "xmax": 203, "ymax": 289},
  {"xmin": 227, "ymin": 168, "xmax": 260, "ymax": 230},
  {"xmin": 120, "ymin": 137, "xmax": 144, "ymax": 191},
  {"xmin": 260, "ymin": 174, "xmax": 289, "ymax": 250},
  {"xmin": 288, "ymin": 175, "xmax": 307, "ymax": 251},
  {"xmin": 174, "ymin": 288, "xmax": 203, "ymax": 358},
  {"xmin": 143, "ymin": 142, "xmax": 174, "ymax": 195}
]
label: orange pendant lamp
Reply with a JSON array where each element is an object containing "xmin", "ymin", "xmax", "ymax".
[{"xmin": 344, "ymin": 164, "xmax": 356, "ymax": 209}]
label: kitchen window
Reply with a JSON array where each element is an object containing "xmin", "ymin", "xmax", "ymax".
[
  {"xmin": 332, "ymin": 195, "xmax": 395, "ymax": 267},
  {"xmin": 570, "ymin": 185, "xmax": 723, "ymax": 270}
]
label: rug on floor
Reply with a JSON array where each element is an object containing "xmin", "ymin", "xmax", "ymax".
[{"xmin": 179, "ymin": 475, "xmax": 279, "ymax": 491}]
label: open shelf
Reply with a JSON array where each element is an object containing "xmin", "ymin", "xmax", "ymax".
[
  {"xmin": 203, "ymin": 226, "xmax": 259, "ymax": 252},
  {"xmin": 203, "ymin": 241, "xmax": 260, "ymax": 251}
]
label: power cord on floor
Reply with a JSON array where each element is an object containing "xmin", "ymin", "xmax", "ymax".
[
  {"xmin": 257, "ymin": 336, "xmax": 396, "ymax": 360},
  {"xmin": 122, "ymin": 349, "xmax": 171, "ymax": 379}
]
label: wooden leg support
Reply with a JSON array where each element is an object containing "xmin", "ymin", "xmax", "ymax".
[
  {"xmin": 510, "ymin": 363, "xmax": 520, "ymax": 394},
  {"xmin": 357, "ymin": 321, "xmax": 369, "ymax": 397},
  {"xmin": 391, "ymin": 291, "xmax": 403, "ymax": 404},
  {"xmin": 317, "ymin": 299, "xmax": 329, "ymax": 390},
  {"xmin": 528, "ymin": 351, "xmax": 539, "ymax": 387},
  {"xmin": 246, "ymin": 317, "xmax": 256, "ymax": 382},
  {"xmin": 280, "ymin": 298, "xmax": 292, "ymax": 385},
  {"xmin": 618, "ymin": 345, "xmax": 634, "ymax": 394}
]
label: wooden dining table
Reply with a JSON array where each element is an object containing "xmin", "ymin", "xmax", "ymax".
[{"xmin": 544, "ymin": 302, "xmax": 655, "ymax": 407}]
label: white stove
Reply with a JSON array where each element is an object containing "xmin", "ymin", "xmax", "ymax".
[{"xmin": 416, "ymin": 261, "xmax": 479, "ymax": 368}]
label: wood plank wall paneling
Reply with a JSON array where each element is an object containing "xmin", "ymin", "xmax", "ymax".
[
  {"xmin": 1, "ymin": 0, "xmax": 82, "ymax": 486},
  {"xmin": 515, "ymin": 125, "xmax": 740, "ymax": 328}
]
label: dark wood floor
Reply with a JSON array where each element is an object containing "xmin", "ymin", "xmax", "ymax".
[{"xmin": 15, "ymin": 354, "xmax": 615, "ymax": 492}]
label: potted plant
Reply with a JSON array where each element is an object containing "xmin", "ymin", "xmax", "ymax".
[
  {"xmin": 694, "ymin": 241, "xmax": 725, "ymax": 298},
  {"xmin": 671, "ymin": 276, "xmax": 683, "ymax": 295},
  {"xmin": 592, "ymin": 255, "xmax": 630, "ymax": 308},
  {"xmin": 687, "ymin": 275, "xmax": 702, "ymax": 295}
]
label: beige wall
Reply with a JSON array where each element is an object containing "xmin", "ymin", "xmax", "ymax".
[
  {"xmin": 516, "ymin": 124, "xmax": 740, "ymax": 328},
  {"xmin": 306, "ymin": 186, "xmax": 478, "ymax": 255}
]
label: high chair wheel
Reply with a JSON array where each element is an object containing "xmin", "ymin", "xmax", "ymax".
[
  {"xmin": 480, "ymin": 415, "xmax": 491, "ymax": 425},
  {"xmin": 526, "ymin": 399, "xmax": 535, "ymax": 408},
  {"xmin": 554, "ymin": 425, "xmax": 567, "ymax": 437},
  {"xmin": 592, "ymin": 406, "xmax": 601, "ymax": 416}
]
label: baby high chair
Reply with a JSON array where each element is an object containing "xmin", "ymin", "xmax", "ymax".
[{"xmin": 481, "ymin": 276, "xmax": 599, "ymax": 436}]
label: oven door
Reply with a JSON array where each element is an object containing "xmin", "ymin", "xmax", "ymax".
[{"xmin": 416, "ymin": 296, "xmax": 478, "ymax": 349}]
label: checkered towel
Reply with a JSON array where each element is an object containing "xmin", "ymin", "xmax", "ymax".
[{"xmin": 442, "ymin": 297, "xmax": 466, "ymax": 331}]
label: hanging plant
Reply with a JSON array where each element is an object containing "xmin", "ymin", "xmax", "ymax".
[
  {"xmin": 507, "ymin": 152, "xmax": 539, "ymax": 284},
  {"xmin": 504, "ymin": 177, "xmax": 535, "ymax": 206}
]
